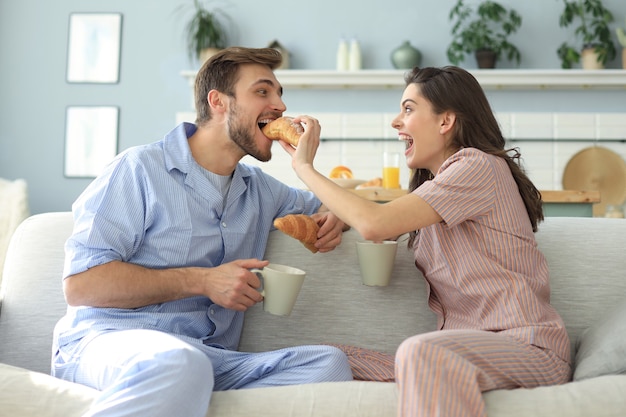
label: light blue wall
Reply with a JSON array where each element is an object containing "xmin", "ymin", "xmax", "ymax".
[{"xmin": 1, "ymin": 0, "xmax": 625, "ymax": 214}]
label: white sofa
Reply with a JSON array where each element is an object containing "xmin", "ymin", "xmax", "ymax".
[
  {"xmin": 0, "ymin": 178, "xmax": 29, "ymax": 288},
  {"xmin": 1, "ymin": 212, "xmax": 626, "ymax": 417}
]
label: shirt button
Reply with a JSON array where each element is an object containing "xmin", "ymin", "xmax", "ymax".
[
  {"xmin": 210, "ymin": 308, "xmax": 215, "ymax": 315},
  {"xmin": 221, "ymin": 222, "xmax": 227, "ymax": 228}
]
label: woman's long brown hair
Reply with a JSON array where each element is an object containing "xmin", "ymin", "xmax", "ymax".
[{"xmin": 405, "ymin": 66, "xmax": 543, "ymax": 247}]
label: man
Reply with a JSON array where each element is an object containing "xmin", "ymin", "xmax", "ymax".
[{"xmin": 52, "ymin": 47, "xmax": 352, "ymax": 417}]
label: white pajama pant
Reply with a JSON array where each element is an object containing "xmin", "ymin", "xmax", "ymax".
[{"xmin": 52, "ymin": 329, "xmax": 353, "ymax": 417}]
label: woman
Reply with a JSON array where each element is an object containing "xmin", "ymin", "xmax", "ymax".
[{"xmin": 281, "ymin": 66, "xmax": 571, "ymax": 417}]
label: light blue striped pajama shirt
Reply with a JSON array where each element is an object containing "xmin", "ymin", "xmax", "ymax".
[{"xmin": 51, "ymin": 123, "xmax": 352, "ymax": 417}]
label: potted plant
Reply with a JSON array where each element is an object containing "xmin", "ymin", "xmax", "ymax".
[
  {"xmin": 557, "ymin": 0, "xmax": 617, "ymax": 69},
  {"xmin": 177, "ymin": 0, "xmax": 232, "ymax": 64},
  {"xmin": 617, "ymin": 17, "xmax": 626, "ymax": 69},
  {"xmin": 446, "ymin": 0, "xmax": 522, "ymax": 69}
]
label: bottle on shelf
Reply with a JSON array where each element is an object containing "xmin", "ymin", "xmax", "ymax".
[
  {"xmin": 336, "ymin": 38, "xmax": 349, "ymax": 71},
  {"xmin": 348, "ymin": 38, "xmax": 362, "ymax": 71}
]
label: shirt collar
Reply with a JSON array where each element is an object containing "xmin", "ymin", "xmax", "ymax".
[{"xmin": 163, "ymin": 122, "xmax": 253, "ymax": 180}]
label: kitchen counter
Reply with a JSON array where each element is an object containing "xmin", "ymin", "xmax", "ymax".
[
  {"xmin": 539, "ymin": 190, "xmax": 600, "ymax": 204},
  {"xmin": 540, "ymin": 190, "xmax": 600, "ymax": 217},
  {"xmin": 349, "ymin": 189, "xmax": 601, "ymax": 217}
]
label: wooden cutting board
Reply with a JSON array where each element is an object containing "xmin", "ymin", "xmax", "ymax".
[{"xmin": 562, "ymin": 146, "xmax": 626, "ymax": 217}]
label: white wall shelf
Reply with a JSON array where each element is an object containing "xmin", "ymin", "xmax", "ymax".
[{"xmin": 181, "ymin": 69, "xmax": 626, "ymax": 91}]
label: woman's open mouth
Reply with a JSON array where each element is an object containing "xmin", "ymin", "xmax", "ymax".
[{"xmin": 399, "ymin": 134, "xmax": 413, "ymax": 150}]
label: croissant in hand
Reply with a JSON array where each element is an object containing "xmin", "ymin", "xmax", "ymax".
[
  {"xmin": 273, "ymin": 214, "xmax": 320, "ymax": 253},
  {"xmin": 262, "ymin": 117, "xmax": 303, "ymax": 146}
]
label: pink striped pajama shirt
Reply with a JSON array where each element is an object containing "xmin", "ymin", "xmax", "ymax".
[{"xmin": 395, "ymin": 148, "xmax": 571, "ymax": 417}]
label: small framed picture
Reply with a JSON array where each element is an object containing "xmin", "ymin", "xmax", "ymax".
[
  {"xmin": 64, "ymin": 106, "xmax": 119, "ymax": 178},
  {"xmin": 66, "ymin": 13, "xmax": 122, "ymax": 83}
]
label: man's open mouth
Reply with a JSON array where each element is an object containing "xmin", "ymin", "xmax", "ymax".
[{"xmin": 258, "ymin": 118, "xmax": 274, "ymax": 130}]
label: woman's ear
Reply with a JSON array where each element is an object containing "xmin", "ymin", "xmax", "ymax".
[{"xmin": 439, "ymin": 111, "xmax": 456, "ymax": 135}]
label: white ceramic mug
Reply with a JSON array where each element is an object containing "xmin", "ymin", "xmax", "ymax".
[
  {"xmin": 356, "ymin": 240, "xmax": 398, "ymax": 286},
  {"xmin": 251, "ymin": 263, "xmax": 306, "ymax": 316}
]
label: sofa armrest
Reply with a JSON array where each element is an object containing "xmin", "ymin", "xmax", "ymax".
[
  {"xmin": 0, "ymin": 212, "xmax": 74, "ymax": 373},
  {"xmin": 0, "ymin": 363, "xmax": 97, "ymax": 416}
]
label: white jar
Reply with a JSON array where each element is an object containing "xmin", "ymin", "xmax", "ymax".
[
  {"xmin": 348, "ymin": 38, "xmax": 362, "ymax": 71},
  {"xmin": 336, "ymin": 39, "xmax": 349, "ymax": 71}
]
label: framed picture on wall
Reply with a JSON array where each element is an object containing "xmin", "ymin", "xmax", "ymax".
[
  {"xmin": 64, "ymin": 106, "xmax": 119, "ymax": 178},
  {"xmin": 66, "ymin": 13, "xmax": 122, "ymax": 83}
]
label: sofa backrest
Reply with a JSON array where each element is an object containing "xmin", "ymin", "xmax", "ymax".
[
  {"xmin": 239, "ymin": 228, "xmax": 433, "ymax": 354},
  {"xmin": 535, "ymin": 217, "xmax": 626, "ymax": 355},
  {"xmin": 0, "ymin": 212, "xmax": 74, "ymax": 374},
  {"xmin": 1, "ymin": 212, "xmax": 625, "ymax": 375},
  {"xmin": 242, "ymin": 217, "xmax": 626, "ymax": 357}
]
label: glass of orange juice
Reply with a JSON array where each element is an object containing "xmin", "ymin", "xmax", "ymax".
[{"xmin": 382, "ymin": 152, "xmax": 400, "ymax": 189}]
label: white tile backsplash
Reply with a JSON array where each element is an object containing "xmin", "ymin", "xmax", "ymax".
[
  {"xmin": 596, "ymin": 113, "xmax": 626, "ymax": 140},
  {"xmin": 495, "ymin": 112, "xmax": 513, "ymax": 138},
  {"xmin": 314, "ymin": 112, "xmax": 343, "ymax": 138},
  {"xmin": 554, "ymin": 113, "xmax": 596, "ymax": 139},
  {"xmin": 342, "ymin": 113, "xmax": 385, "ymax": 139},
  {"xmin": 177, "ymin": 111, "xmax": 626, "ymax": 191},
  {"xmin": 510, "ymin": 113, "xmax": 554, "ymax": 139}
]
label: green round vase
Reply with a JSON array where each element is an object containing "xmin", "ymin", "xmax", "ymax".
[{"xmin": 391, "ymin": 41, "xmax": 422, "ymax": 69}]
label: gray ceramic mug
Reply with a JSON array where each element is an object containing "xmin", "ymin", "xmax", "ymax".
[{"xmin": 356, "ymin": 241, "xmax": 398, "ymax": 286}]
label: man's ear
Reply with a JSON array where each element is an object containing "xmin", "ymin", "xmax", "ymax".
[
  {"xmin": 440, "ymin": 111, "xmax": 456, "ymax": 135},
  {"xmin": 208, "ymin": 90, "xmax": 227, "ymax": 113}
]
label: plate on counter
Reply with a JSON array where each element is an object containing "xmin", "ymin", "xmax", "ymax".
[{"xmin": 330, "ymin": 178, "xmax": 366, "ymax": 189}]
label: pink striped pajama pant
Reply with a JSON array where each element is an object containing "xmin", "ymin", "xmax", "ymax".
[{"xmin": 395, "ymin": 329, "xmax": 571, "ymax": 417}]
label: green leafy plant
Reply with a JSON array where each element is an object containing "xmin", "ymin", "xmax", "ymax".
[
  {"xmin": 447, "ymin": 0, "xmax": 522, "ymax": 68},
  {"xmin": 557, "ymin": 0, "xmax": 616, "ymax": 68},
  {"xmin": 617, "ymin": 17, "xmax": 626, "ymax": 48},
  {"xmin": 177, "ymin": 0, "xmax": 231, "ymax": 62}
]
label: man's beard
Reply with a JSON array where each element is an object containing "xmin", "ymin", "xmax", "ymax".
[{"xmin": 228, "ymin": 104, "xmax": 271, "ymax": 162}]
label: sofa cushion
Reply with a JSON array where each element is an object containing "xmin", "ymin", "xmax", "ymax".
[
  {"xmin": 573, "ymin": 298, "xmax": 626, "ymax": 381},
  {"xmin": 483, "ymin": 374, "xmax": 626, "ymax": 417},
  {"xmin": 0, "ymin": 363, "xmax": 97, "ymax": 416},
  {"xmin": 207, "ymin": 380, "xmax": 397, "ymax": 417}
]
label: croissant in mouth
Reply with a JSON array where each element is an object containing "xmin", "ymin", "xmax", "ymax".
[
  {"xmin": 261, "ymin": 117, "xmax": 303, "ymax": 146},
  {"xmin": 273, "ymin": 214, "xmax": 320, "ymax": 253}
]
